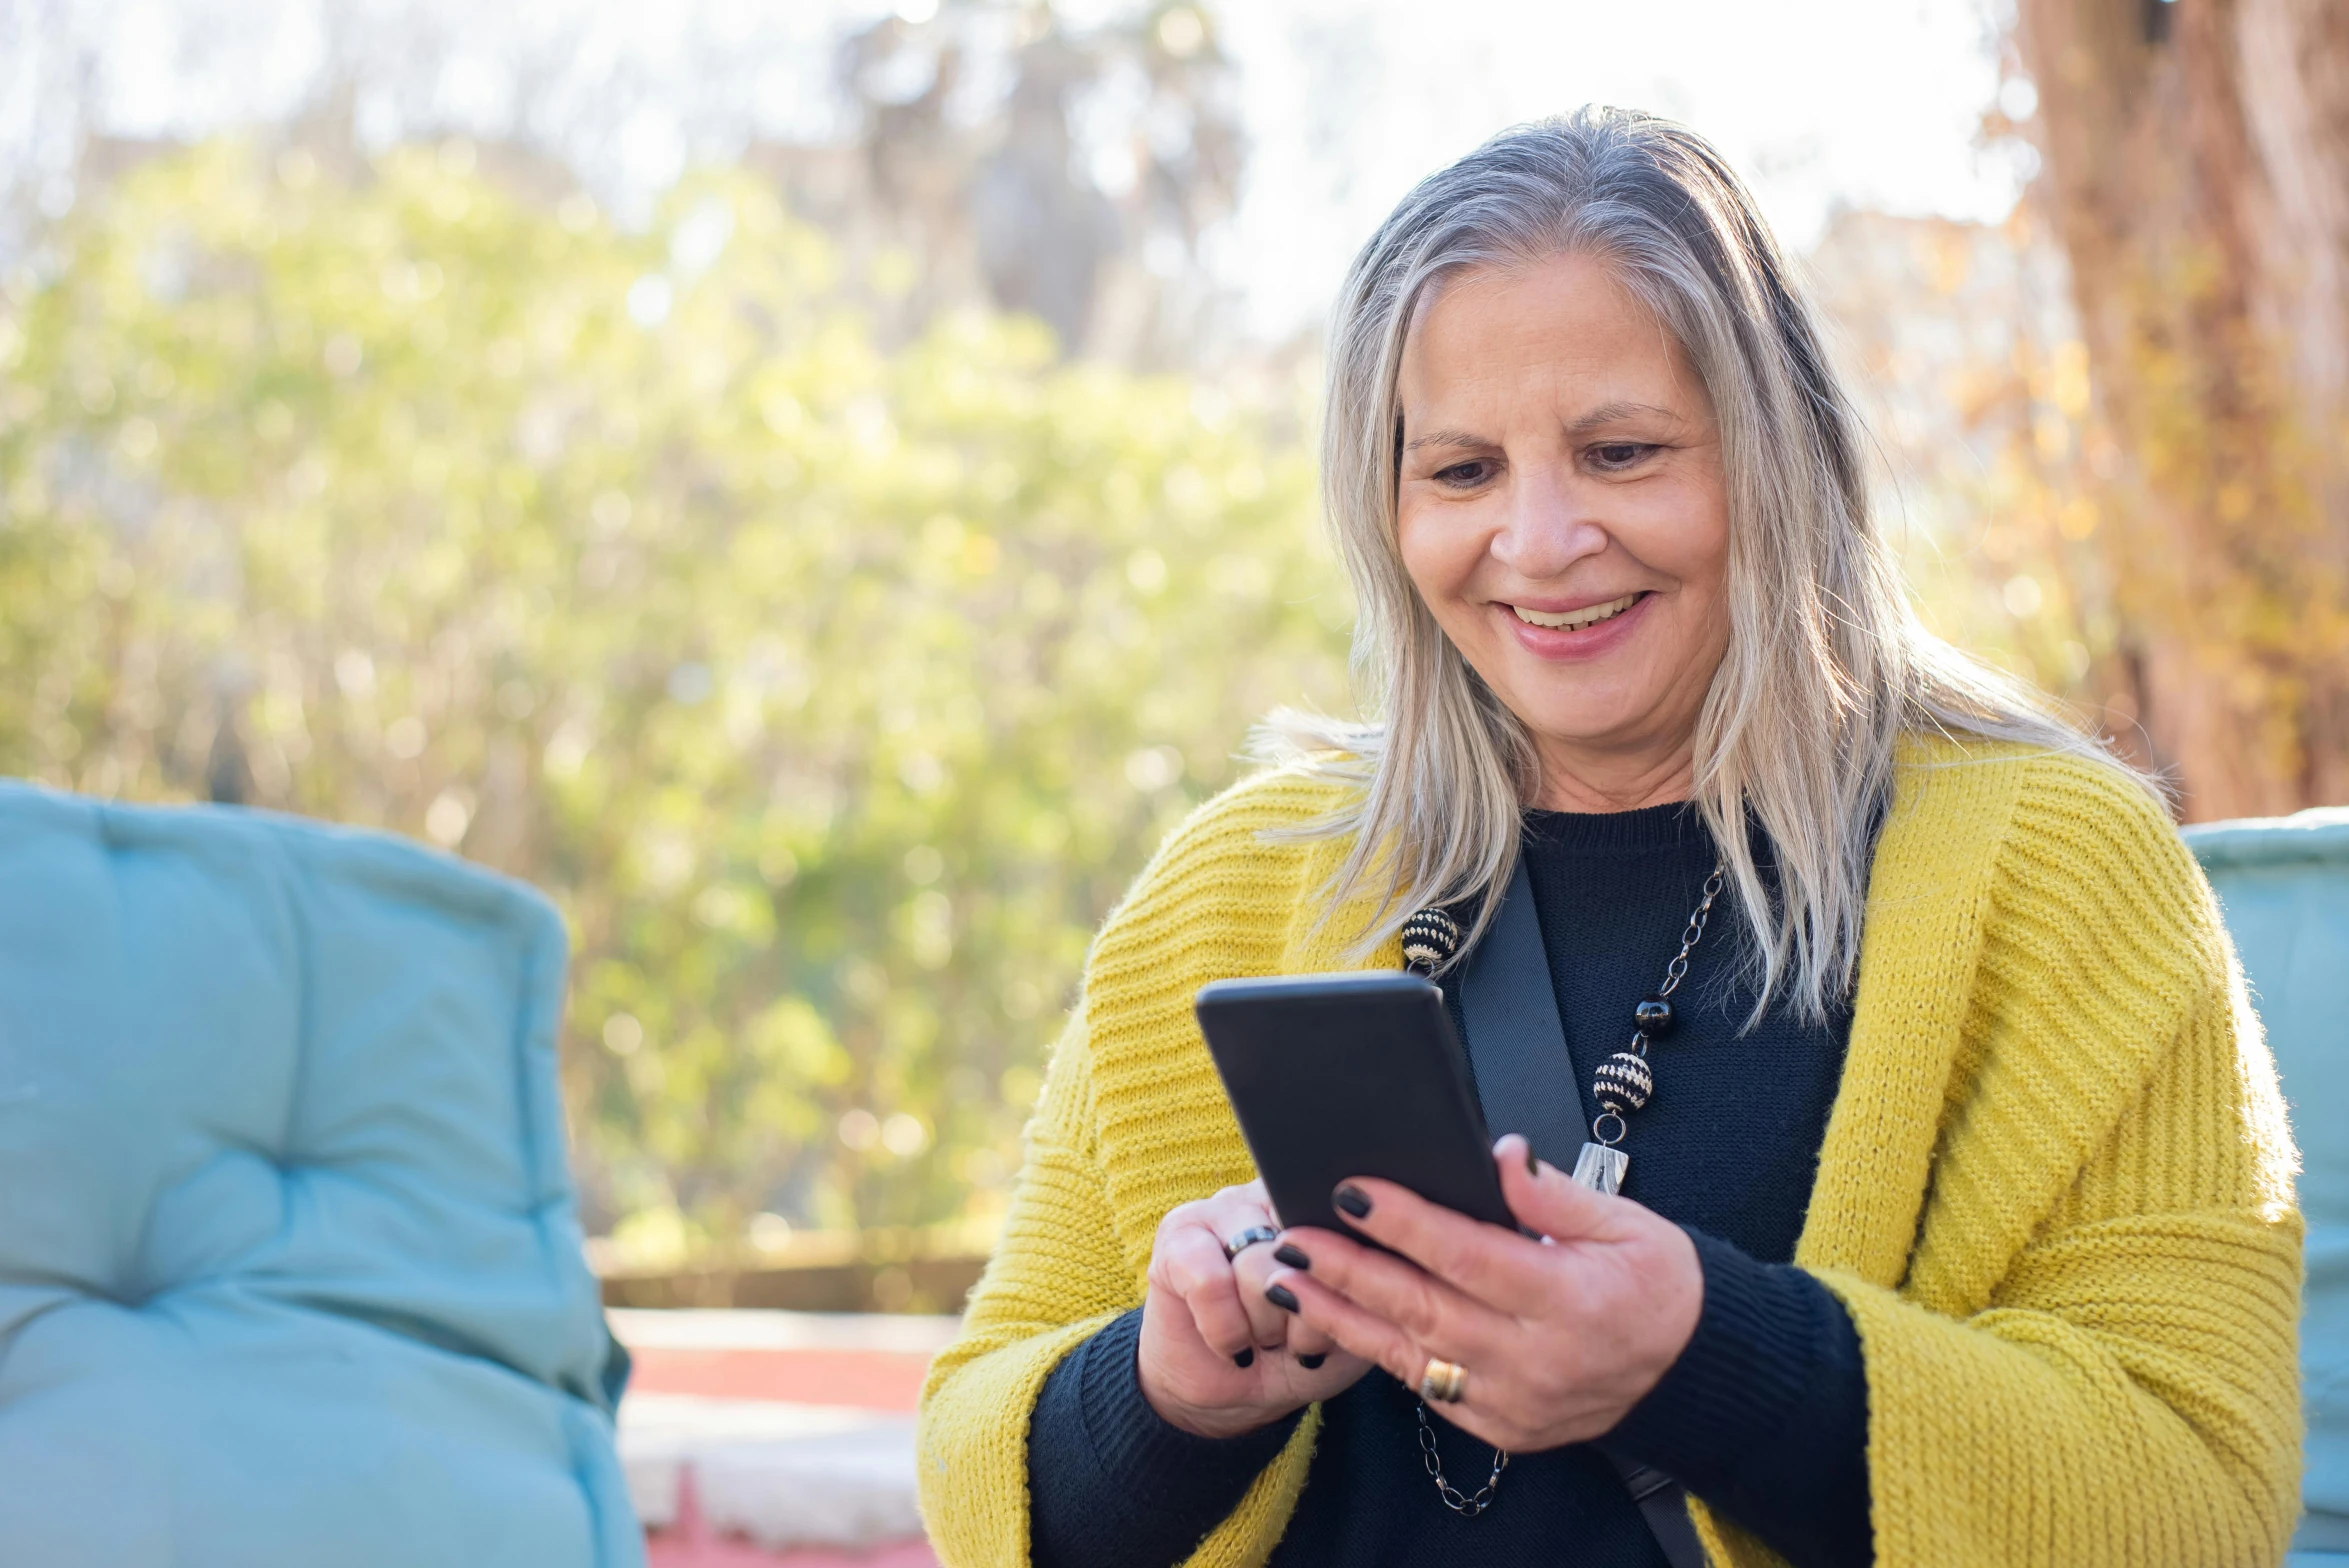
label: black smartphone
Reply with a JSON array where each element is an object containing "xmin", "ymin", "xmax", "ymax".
[{"xmin": 1194, "ymin": 971, "xmax": 1516, "ymax": 1237}]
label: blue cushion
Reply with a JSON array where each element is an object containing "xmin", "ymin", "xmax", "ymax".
[
  {"xmin": 0, "ymin": 782, "xmax": 641, "ymax": 1566},
  {"xmin": 2187, "ymin": 808, "xmax": 2349, "ymax": 1555}
]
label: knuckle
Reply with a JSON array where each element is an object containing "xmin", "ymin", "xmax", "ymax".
[
  {"xmin": 1163, "ymin": 1221, "xmax": 1210, "ymax": 1257},
  {"xmin": 1396, "ymin": 1275, "xmax": 1449, "ymax": 1339},
  {"xmin": 1180, "ymin": 1281, "xmax": 1232, "ymax": 1325},
  {"xmin": 1182, "ymin": 1262, "xmax": 1234, "ymax": 1303},
  {"xmin": 1162, "ymin": 1247, "xmax": 1221, "ymax": 1298}
]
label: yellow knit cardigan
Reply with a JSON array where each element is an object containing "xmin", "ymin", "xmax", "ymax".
[{"xmin": 916, "ymin": 740, "xmax": 2304, "ymax": 1567}]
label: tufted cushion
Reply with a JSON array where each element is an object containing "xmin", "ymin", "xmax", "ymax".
[
  {"xmin": 2187, "ymin": 809, "xmax": 2349, "ymax": 1565},
  {"xmin": 0, "ymin": 782, "xmax": 640, "ymax": 1567}
]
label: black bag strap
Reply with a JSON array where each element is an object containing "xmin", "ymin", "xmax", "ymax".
[
  {"xmin": 1457, "ymin": 857, "xmax": 1708, "ymax": 1568},
  {"xmin": 1457, "ymin": 858, "xmax": 1584, "ymax": 1168}
]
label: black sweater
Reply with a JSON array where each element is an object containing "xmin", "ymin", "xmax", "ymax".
[{"xmin": 1028, "ymin": 803, "xmax": 1872, "ymax": 1568}]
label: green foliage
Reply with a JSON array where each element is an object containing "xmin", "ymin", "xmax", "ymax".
[{"xmin": 0, "ymin": 139, "xmax": 1352, "ymax": 1257}]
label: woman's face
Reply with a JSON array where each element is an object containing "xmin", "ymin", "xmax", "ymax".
[{"xmin": 1395, "ymin": 252, "xmax": 1732, "ymax": 806}]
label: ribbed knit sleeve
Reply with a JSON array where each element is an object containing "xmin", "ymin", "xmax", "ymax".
[
  {"xmin": 916, "ymin": 1008, "xmax": 1141, "ymax": 1565},
  {"xmin": 1695, "ymin": 752, "xmax": 2304, "ymax": 1568},
  {"xmin": 1610, "ymin": 1230, "xmax": 1870, "ymax": 1568},
  {"xmin": 917, "ymin": 766, "xmax": 1364, "ymax": 1568},
  {"xmin": 1027, "ymin": 1309, "xmax": 1303, "ymax": 1568}
]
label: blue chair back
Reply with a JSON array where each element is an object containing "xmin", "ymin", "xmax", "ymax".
[
  {"xmin": 0, "ymin": 783, "xmax": 640, "ymax": 1567},
  {"xmin": 2187, "ymin": 809, "xmax": 2349, "ymax": 1563}
]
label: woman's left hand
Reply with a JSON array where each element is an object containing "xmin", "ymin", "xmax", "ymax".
[{"xmin": 1266, "ymin": 1133, "xmax": 1703, "ymax": 1453}]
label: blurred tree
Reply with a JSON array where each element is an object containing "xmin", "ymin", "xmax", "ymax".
[
  {"xmin": 2011, "ymin": 0, "xmax": 2349, "ymax": 816},
  {"xmin": 6, "ymin": 1, "xmax": 1247, "ymax": 371},
  {"xmin": 0, "ymin": 139, "xmax": 1349, "ymax": 1261},
  {"xmin": 1809, "ymin": 205, "xmax": 2125, "ymax": 734},
  {"xmin": 823, "ymin": 1, "xmax": 1244, "ymax": 361}
]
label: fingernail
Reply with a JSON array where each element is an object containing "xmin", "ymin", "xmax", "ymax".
[
  {"xmin": 1297, "ymin": 1352, "xmax": 1326, "ymax": 1370},
  {"xmin": 1265, "ymin": 1283, "xmax": 1299, "ymax": 1313},
  {"xmin": 1233, "ymin": 1347, "xmax": 1255, "ymax": 1368},
  {"xmin": 1525, "ymin": 1142, "xmax": 1541, "ymax": 1177},
  {"xmin": 1273, "ymin": 1243, "xmax": 1312, "ymax": 1270},
  {"xmin": 1333, "ymin": 1184, "xmax": 1373, "ymax": 1220}
]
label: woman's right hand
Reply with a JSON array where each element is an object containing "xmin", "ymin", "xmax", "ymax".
[{"xmin": 1137, "ymin": 1179, "xmax": 1372, "ymax": 1438}]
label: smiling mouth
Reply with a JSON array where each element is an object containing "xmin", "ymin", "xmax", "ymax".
[{"xmin": 1508, "ymin": 592, "xmax": 1644, "ymax": 631}]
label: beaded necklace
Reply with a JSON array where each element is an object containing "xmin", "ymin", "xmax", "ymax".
[{"xmin": 1395, "ymin": 857, "xmax": 1727, "ymax": 1516}]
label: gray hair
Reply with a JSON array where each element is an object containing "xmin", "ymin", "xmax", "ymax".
[{"xmin": 1270, "ymin": 107, "xmax": 2111, "ymax": 1022}]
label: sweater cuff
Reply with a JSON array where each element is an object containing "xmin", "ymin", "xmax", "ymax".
[
  {"xmin": 1607, "ymin": 1227, "xmax": 1842, "ymax": 1491},
  {"xmin": 1604, "ymin": 1227, "xmax": 1873, "ymax": 1568},
  {"xmin": 1075, "ymin": 1307, "xmax": 1302, "ymax": 1485},
  {"xmin": 1028, "ymin": 1307, "xmax": 1301, "ymax": 1568}
]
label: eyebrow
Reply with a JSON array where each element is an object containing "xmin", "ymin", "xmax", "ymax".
[
  {"xmin": 1400, "ymin": 428, "xmax": 1487, "ymax": 454},
  {"xmin": 1400, "ymin": 400, "xmax": 1684, "ymax": 454},
  {"xmin": 1565, "ymin": 399, "xmax": 1681, "ymax": 435}
]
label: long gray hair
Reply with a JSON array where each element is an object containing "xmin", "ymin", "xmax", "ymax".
[{"xmin": 1272, "ymin": 107, "xmax": 2111, "ymax": 1022}]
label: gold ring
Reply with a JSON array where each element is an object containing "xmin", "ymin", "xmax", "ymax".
[{"xmin": 1418, "ymin": 1357, "xmax": 1467, "ymax": 1404}]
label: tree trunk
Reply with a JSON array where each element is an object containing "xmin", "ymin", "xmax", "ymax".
[{"xmin": 2014, "ymin": 0, "xmax": 2349, "ymax": 818}]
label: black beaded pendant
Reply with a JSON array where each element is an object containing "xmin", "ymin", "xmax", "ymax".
[
  {"xmin": 1400, "ymin": 908, "xmax": 1463, "ymax": 975},
  {"xmin": 1591, "ymin": 1050, "xmax": 1654, "ymax": 1116},
  {"xmin": 1633, "ymin": 996, "xmax": 1674, "ymax": 1037}
]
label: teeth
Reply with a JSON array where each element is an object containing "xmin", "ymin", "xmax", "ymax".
[{"xmin": 1511, "ymin": 593, "xmax": 1640, "ymax": 631}]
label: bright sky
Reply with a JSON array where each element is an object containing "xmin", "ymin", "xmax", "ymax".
[
  {"xmin": 832, "ymin": 0, "xmax": 2022, "ymax": 333},
  {"xmin": 14, "ymin": 0, "xmax": 2023, "ymax": 337},
  {"xmin": 1207, "ymin": 0, "xmax": 2021, "ymax": 334}
]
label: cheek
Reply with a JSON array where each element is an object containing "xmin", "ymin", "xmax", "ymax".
[
  {"xmin": 1396, "ymin": 503, "xmax": 1481, "ymax": 618},
  {"xmin": 1664, "ymin": 498, "xmax": 1735, "ymax": 680},
  {"xmin": 1680, "ymin": 509, "xmax": 1732, "ymax": 614},
  {"xmin": 1638, "ymin": 478, "xmax": 1731, "ymax": 610}
]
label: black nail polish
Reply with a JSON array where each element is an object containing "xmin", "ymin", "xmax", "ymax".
[
  {"xmin": 1273, "ymin": 1243, "xmax": 1312, "ymax": 1270},
  {"xmin": 1265, "ymin": 1283, "xmax": 1299, "ymax": 1313},
  {"xmin": 1233, "ymin": 1347, "xmax": 1255, "ymax": 1368},
  {"xmin": 1297, "ymin": 1352, "xmax": 1326, "ymax": 1370},
  {"xmin": 1333, "ymin": 1183, "xmax": 1372, "ymax": 1220}
]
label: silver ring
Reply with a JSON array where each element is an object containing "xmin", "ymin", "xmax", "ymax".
[{"xmin": 1222, "ymin": 1225, "xmax": 1280, "ymax": 1261}]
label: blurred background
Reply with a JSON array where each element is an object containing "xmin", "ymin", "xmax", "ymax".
[{"xmin": 3, "ymin": 0, "xmax": 2344, "ymax": 1305}]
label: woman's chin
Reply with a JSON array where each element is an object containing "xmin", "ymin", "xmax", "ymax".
[{"xmin": 1482, "ymin": 667, "xmax": 1682, "ymax": 762}]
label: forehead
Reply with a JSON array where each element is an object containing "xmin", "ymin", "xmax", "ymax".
[{"xmin": 1399, "ymin": 253, "xmax": 1688, "ymax": 407}]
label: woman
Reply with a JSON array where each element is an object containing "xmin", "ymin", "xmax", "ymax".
[{"xmin": 916, "ymin": 109, "xmax": 2302, "ymax": 1568}]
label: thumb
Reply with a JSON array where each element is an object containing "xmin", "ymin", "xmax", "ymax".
[{"xmin": 1492, "ymin": 1134, "xmax": 1633, "ymax": 1242}]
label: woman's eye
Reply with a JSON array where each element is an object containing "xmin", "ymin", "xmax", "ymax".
[
  {"xmin": 1433, "ymin": 460, "xmax": 1493, "ymax": 487},
  {"xmin": 1589, "ymin": 442, "xmax": 1652, "ymax": 471}
]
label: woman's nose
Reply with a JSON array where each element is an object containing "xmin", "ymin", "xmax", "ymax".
[{"xmin": 1489, "ymin": 468, "xmax": 1606, "ymax": 579}]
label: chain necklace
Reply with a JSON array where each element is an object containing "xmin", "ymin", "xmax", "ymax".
[
  {"xmin": 1398, "ymin": 858, "xmax": 1729, "ymax": 1516},
  {"xmin": 1568, "ymin": 861, "xmax": 1726, "ymax": 1197},
  {"xmin": 1416, "ymin": 1399, "xmax": 1507, "ymax": 1514}
]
